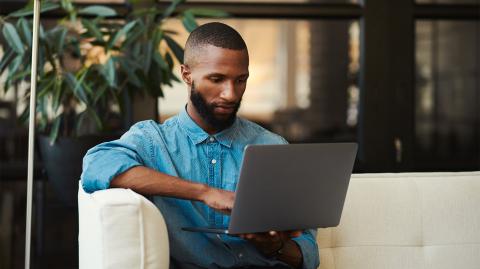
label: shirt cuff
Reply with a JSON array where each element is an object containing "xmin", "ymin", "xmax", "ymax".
[{"xmin": 292, "ymin": 231, "xmax": 320, "ymax": 269}]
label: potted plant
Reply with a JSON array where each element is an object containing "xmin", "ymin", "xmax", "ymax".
[{"xmin": 0, "ymin": 0, "xmax": 227, "ymax": 204}]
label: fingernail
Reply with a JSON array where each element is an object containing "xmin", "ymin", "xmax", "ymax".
[{"xmin": 269, "ymin": 231, "xmax": 276, "ymax": 236}]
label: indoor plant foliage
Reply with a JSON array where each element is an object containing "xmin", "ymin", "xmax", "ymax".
[{"xmin": 0, "ymin": 0, "xmax": 227, "ymax": 143}]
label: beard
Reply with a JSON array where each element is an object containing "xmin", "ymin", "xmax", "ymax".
[{"xmin": 190, "ymin": 81, "xmax": 241, "ymax": 131}]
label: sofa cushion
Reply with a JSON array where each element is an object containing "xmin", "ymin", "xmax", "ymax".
[
  {"xmin": 78, "ymin": 183, "xmax": 169, "ymax": 269},
  {"xmin": 317, "ymin": 172, "xmax": 480, "ymax": 269}
]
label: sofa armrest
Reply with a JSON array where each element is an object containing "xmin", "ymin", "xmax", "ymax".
[{"xmin": 78, "ymin": 181, "xmax": 169, "ymax": 269}]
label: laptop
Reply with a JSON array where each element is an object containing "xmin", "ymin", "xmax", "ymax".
[{"xmin": 182, "ymin": 143, "xmax": 358, "ymax": 235}]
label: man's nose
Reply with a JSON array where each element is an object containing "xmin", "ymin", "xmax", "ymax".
[{"xmin": 220, "ymin": 81, "xmax": 237, "ymax": 102}]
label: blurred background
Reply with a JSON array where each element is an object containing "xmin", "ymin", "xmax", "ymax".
[{"xmin": 0, "ymin": 0, "xmax": 479, "ymax": 268}]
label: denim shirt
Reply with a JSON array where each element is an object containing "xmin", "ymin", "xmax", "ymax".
[{"xmin": 81, "ymin": 108, "xmax": 320, "ymax": 269}]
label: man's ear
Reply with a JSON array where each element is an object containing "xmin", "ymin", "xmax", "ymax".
[{"xmin": 181, "ymin": 64, "xmax": 192, "ymax": 86}]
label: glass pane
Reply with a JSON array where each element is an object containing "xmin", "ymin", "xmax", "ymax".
[
  {"xmin": 415, "ymin": 20, "xmax": 480, "ymax": 170},
  {"xmin": 170, "ymin": 0, "xmax": 358, "ymax": 3},
  {"xmin": 159, "ymin": 19, "xmax": 360, "ymax": 143},
  {"xmin": 417, "ymin": 0, "xmax": 479, "ymax": 4},
  {"xmin": 0, "ymin": 43, "xmax": 29, "ymax": 268}
]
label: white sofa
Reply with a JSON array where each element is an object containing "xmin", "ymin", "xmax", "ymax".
[
  {"xmin": 78, "ymin": 172, "xmax": 480, "ymax": 269},
  {"xmin": 78, "ymin": 186, "xmax": 169, "ymax": 269}
]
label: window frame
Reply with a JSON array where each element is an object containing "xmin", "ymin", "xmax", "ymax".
[{"xmin": 1, "ymin": 0, "xmax": 478, "ymax": 172}]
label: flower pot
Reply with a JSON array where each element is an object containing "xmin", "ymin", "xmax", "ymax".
[{"xmin": 38, "ymin": 135, "xmax": 118, "ymax": 205}]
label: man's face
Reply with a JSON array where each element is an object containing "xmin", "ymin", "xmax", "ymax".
[{"xmin": 181, "ymin": 45, "xmax": 249, "ymax": 130}]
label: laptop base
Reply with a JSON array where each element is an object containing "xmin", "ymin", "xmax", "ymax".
[{"xmin": 181, "ymin": 226, "xmax": 230, "ymax": 234}]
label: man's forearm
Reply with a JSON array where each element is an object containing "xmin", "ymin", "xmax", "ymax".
[{"xmin": 110, "ymin": 166, "xmax": 208, "ymax": 201}]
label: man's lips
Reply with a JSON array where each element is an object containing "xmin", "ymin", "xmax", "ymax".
[{"xmin": 214, "ymin": 105, "xmax": 236, "ymax": 114}]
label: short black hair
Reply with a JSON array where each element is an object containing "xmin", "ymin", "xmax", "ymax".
[{"xmin": 184, "ymin": 22, "xmax": 247, "ymax": 66}]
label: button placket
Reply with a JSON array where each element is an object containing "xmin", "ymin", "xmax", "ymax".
[
  {"xmin": 207, "ymin": 142, "xmax": 215, "ymax": 225},
  {"xmin": 212, "ymin": 142, "xmax": 223, "ymax": 225}
]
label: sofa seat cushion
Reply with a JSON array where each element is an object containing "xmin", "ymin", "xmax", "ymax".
[{"xmin": 317, "ymin": 172, "xmax": 480, "ymax": 269}]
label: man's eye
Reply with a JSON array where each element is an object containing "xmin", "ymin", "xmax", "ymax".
[{"xmin": 210, "ymin": 77, "xmax": 222, "ymax": 83}]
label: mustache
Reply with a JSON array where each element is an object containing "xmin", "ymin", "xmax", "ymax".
[{"xmin": 213, "ymin": 103, "xmax": 239, "ymax": 108}]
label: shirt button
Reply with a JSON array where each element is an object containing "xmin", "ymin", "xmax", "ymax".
[
  {"xmin": 238, "ymin": 253, "xmax": 243, "ymax": 258},
  {"xmin": 209, "ymin": 137, "xmax": 215, "ymax": 142},
  {"xmin": 211, "ymin": 159, "xmax": 217, "ymax": 164}
]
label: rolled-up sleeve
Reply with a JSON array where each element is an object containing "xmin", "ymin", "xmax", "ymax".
[
  {"xmin": 292, "ymin": 229, "xmax": 320, "ymax": 269},
  {"xmin": 81, "ymin": 121, "xmax": 155, "ymax": 193}
]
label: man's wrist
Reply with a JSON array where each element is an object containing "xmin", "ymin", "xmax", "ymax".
[
  {"xmin": 270, "ymin": 240, "xmax": 303, "ymax": 269},
  {"xmin": 264, "ymin": 238, "xmax": 285, "ymax": 257},
  {"xmin": 195, "ymin": 183, "xmax": 210, "ymax": 202}
]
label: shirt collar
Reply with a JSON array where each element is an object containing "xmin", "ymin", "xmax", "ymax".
[{"xmin": 178, "ymin": 105, "xmax": 237, "ymax": 148}]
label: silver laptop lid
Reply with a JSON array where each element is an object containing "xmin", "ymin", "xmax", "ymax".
[{"xmin": 228, "ymin": 143, "xmax": 357, "ymax": 234}]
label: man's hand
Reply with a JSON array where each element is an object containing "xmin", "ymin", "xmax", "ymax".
[
  {"xmin": 240, "ymin": 230, "xmax": 304, "ymax": 268},
  {"xmin": 200, "ymin": 187, "xmax": 235, "ymax": 214},
  {"xmin": 239, "ymin": 230, "xmax": 302, "ymax": 256}
]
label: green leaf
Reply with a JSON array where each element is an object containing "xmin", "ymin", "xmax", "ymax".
[
  {"xmin": 188, "ymin": 8, "xmax": 230, "ymax": 18},
  {"xmin": 153, "ymin": 52, "xmax": 169, "ymax": 71},
  {"xmin": 70, "ymin": 37, "xmax": 81, "ymax": 57},
  {"xmin": 165, "ymin": 52, "xmax": 174, "ymax": 70},
  {"xmin": 131, "ymin": 42, "xmax": 141, "ymax": 58},
  {"xmin": 75, "ymin": 111, "xmax": 87, "ymax": 135},
  {"xmin": 2, "ymin": 23, "xmax": 25, "ymax": 54},
  {"xmin": 170, "ymin": 72, "xmax": 181, "ymax": 83},
  {"xmin": 82, "ymin": 19, "xmax": 104, "ymax": 43},
  {"xmin": 118, "ymin": 58, "xmax": 141, "ymax": 87},
  {"xmin": 17, "ymin": 18, "xmax": 32, "ymax": 46},
  {"xmin": 87, "ymin": 108, "xmax": 103, "ymax": 130},
  {"xmin": 75, "ymin": 68, "xmax": 89, "ymax": 94},
  {"xmin": 82, "ymin": 79, "xmax": 93, "ymax": 96},
  {"xmin": 112, "ymin": 91, "xmax": 125, "ymax": 115},
  {"xmin": 93, "ymin": 85, "xmax": 108, "ymax": 104},
  {"xmin": 143, "ymin": 41, "xmax": 153, "ymax": 72},
  {"xmin": 65, "ymin": 72, "xmax": 88, "ymax": 104},
  {"xmin": 0, "ymin": 49, "xmax": 14, "ymax": 75},
  {"xmin": 10, "ymin": 2, "xmax": 60, "ymax": 17},
  {"xmin": 37, "ymin": 96, "xmax": 48, "ymax": 131},
  {"xmin": 19, "ymin": 105, "xmax": 30, "ymax": 124},
  {"xmin": 11, "ymin": 69, "xmax": 31, "ymax": 82},
  {"xmin": 102, "ymin": 57, "xmax": 116, "ymax": 87},
  {"xmin": 39, "ymin": 24, "xmax": 46, "ymax": 40},
  {"xmin": 164, "ymin": 35, "xmax": 184, "ymax": 64},
  {"xmin": 55, "ymin": 28, "xmax": 68, "ymax": 54},
  {"xmin": 181, "ymin": 11, "xmax": 198, "ymax": 32},
  {"xmin": 52, "ymin": 76, "xmax": 64, "ymax": 111},
  {"xmin": 107, "ymin": 20, "xmax": 137, "ymax": 50},
  {"xmin": 46, "ymin": 27, "xmax": 68, "ymax": 54},
  {"xmin": 131, "ymin": 7, "xmax": 160, "ymax": 18},
  {"xmin": 37, "ymin": 80, "xmax": 54, "ymax": 98},
  {"xmin": 49, "ymin": 114, "xmax": 62, "ymax": 145},
  {"xmin": 152, "ymin": 29, "xmax": 164, "ymax": 48},
  {"xmin": 163, "ymin": 29, "xmax": 179, "ymax": 35},
  {"xmin": 60, "ymin": 0, "xmax": 74, "ymax": 13},
  {"xmin": 121, "ymin": 20, "xmax": 145, "ymax": 48},
  {"xmin": 8, "ymin": 55, "xmax": 23, "ymax": 76},
  {"xmin": 37, "ymin": 71, "xmax": 56, "ymax": 98},
  {"xmin": 78, "ymin": 5, "xmax": 117, "ymax": 17},
  {"xmin": 162, "ymin": 0, "xmax": 185, "ymax": 19}
]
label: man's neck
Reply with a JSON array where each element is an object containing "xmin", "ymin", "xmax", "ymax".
[{"xmin": 186, "ymin": 102, "xmax": 219, "ymax": 135}]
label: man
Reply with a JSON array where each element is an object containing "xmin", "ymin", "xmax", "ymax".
[{"xmin": 81, "ymin": 22, "xmax": 319, "ymax": 269}]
